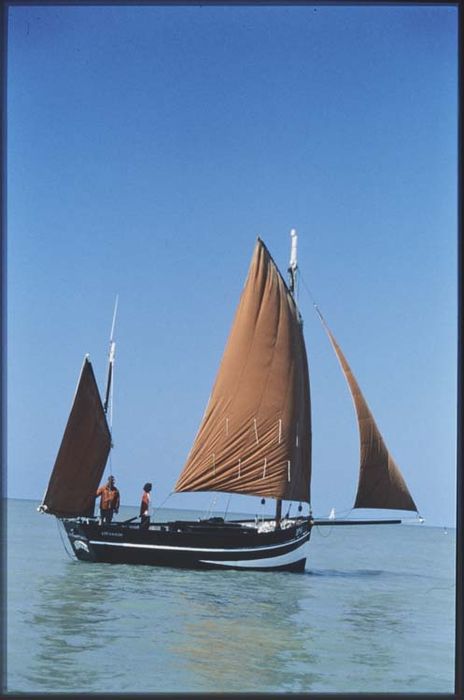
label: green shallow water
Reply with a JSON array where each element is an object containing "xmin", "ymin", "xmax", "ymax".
[{"xmin": 6, "ymin": 499, "xmax": 455, "ymax": 693}]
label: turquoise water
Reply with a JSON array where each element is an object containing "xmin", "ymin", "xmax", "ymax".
[{"xmin": 6, "ymin": 499, "xmax": 455, "ymax": 693}]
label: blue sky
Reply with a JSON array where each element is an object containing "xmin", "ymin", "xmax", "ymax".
[{"xmin": 7, "ymin": 5, "xmax": 457, "ymax": 526}]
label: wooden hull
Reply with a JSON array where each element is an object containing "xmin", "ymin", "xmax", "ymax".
[{"xmin": 62, "ymin": 517, "xmax": 312, "ymax": 572}]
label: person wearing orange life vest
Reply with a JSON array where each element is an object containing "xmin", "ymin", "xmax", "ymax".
[
  {"xmin": 140, "ymin": 482, "xmax": 152, "ymax": 529},
  {"xmin": 96, "ymin": 475, "xmax": 120, "ymax": 523}
]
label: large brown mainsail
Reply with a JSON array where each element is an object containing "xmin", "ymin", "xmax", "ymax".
[
  {"xmin": 316, "ymin": 309, "xmax": 417, "ymax": 512},
  {"xmin": 175, "ymin": 238, "xmax": 312, "ymax": 503},
  {"xmin": 41, "ymin": 356, "xmax": 112, "ymax": 517}
]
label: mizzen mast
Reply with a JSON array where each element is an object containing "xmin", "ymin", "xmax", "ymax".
[{"xmin": 103, "ymin": 295, "xmax": 119, "ymax": 430}]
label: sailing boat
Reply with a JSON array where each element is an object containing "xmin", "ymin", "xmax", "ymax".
[{"xmin": 38, "ymin": 232, "xmax": 418, "ymax": 572}]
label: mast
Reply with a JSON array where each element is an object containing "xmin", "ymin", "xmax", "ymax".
[
  {"xmin": 275, "ymin": 228, "xmax": 299, "ymax": 527},
  {"xmin": 103, "ymin": 295, "xmax": 118, "ymax": 430}
]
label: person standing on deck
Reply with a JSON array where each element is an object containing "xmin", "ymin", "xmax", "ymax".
[
  {"xmin": 96, "ymin": 476, "xmax": 120, "ymax": 523},
  {"xmin": 140, "ymin": 483, "xmax": 152, "ymax": 528}
]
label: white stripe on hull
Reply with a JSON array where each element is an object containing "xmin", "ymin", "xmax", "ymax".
[
  {"xmin": 200, "ymin": 539, "xmax": 309, "ymax": 569},
  {"xmin": 88, "ymin": 531, "xmax": 309, "ymax": 555}
]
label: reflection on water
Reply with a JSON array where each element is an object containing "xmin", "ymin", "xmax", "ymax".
[
  {"xmin": 24, "ymin": 563, "xmax": 124, "ymax": 690},
  {"xmin": 310, "ymin": 568, "xmax": 384, "ymax": 578},
  {"xmin": 22, "ymin": 561, "xmax": 323, "ymax": 693},
  {"xmin": 7, "ymin": 501, "xmax": 455, "ymax": 694},
  {"xmin": 167, "ymin": 571, "xmax": 321, "ymax": 692},
  {"xmin": 342, "ymin": 595, "xmax": 402, "ymax": 676}
]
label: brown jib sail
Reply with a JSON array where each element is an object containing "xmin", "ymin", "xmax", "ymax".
[
  {"xmin": 40, "ymin": 356, "xmax": 111, "ymax": 517},
  {"xmin": 316, "ymin": 308, "xmax": 417, "ymax": 512},
  {"xmin": 175, "ymin": 238, "xmax": 312, "ymax": 503}
]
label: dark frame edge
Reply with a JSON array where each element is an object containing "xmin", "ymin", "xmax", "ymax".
[
  {"xmin": 456, "ymin": 2, "xmax": 463, "ymax": 698},
  {"xmin": 0, "ymin": 3, "xmax": 461, "ymax": 699},
  {"xmin": 1, "ymin": 0, "xmax": 7, "ymax": 696}
]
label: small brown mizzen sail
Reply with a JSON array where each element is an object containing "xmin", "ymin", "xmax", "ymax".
[
  {"xmin": 175, "ymin": 238, "xmax": 311, "ymax": 503},
  {"xmin": 316, "ymin": 308, "xmax": 417, "ymax": 512},
  {"xmin": 40, "ymin": 356, "xmax": 112, "ymax": 517}
]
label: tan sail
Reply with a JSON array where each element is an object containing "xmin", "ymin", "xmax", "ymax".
[
  {"xmin": 41, "ymin": 356, "xmax": 112, "ymax": 517},
  {"xmin": 317, "ymin": 309, "xmax": 417, "ymax": 512},
  {"xmin": 175, "ymin": 238, "xmax": 311, "ymax": 503}
]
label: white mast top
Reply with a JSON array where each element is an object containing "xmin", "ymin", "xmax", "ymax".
[
  {"xmin": 289, "ymin": 228, "xmax": 298, "ymax": 272},
  {"xmin": 288, "ymin": 228, "xmax": 298, "ymax": 297}
]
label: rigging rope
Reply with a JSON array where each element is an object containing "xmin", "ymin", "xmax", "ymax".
[
  {"xmin": 223, "ymin": 494, "xmax": 232, "ymax": 520},
  {"xmin": 298, "ymin": 272, "xmax": 319, "ymax": 310},
  {"xmin": 204, "ymin": 495, "xmax": 217, "ymax": 519},
  {"xmin": 153, "ymin": 491, "xmax": 174, "ymax": 514},
  {"xmin": 56, "ymin": 519, "xmax": 76, "ymax": 561},
  {"xmin": 314, "ymin": 523, "xmax": 335, "ymax": 538}
]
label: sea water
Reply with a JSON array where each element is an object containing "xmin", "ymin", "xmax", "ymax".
[{"xmin": 5, "ymin": 499, "xmax": 455, "ymax": 694}]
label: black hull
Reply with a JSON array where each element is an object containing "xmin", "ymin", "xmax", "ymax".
[{"xmin": 62, "ymin": 517, "xmax": 312, "ymax": 572}]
